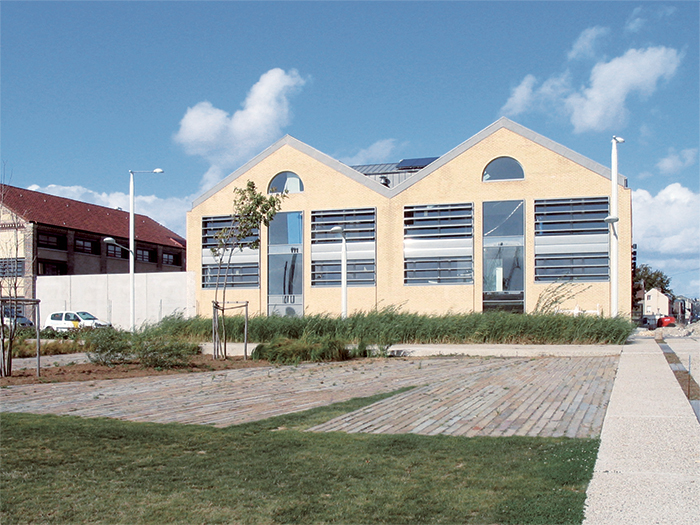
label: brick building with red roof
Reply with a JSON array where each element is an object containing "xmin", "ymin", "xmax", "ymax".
[{"xmin": 1, "ymin": 184, "xmax": 186, "ymax": 300}]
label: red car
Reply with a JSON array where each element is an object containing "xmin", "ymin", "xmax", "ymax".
[{"xmin": 657, "ymin": 315, "xmax": 676, "ymax": 327}]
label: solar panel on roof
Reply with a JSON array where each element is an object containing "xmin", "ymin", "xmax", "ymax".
[{"xmin": 396, "ymin": 157, "xmax": 438, "ymax": 170}]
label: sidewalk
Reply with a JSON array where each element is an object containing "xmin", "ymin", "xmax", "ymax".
[{"xmin": 583, "ymin": 337, "xmax": 700, "ymax": 525}]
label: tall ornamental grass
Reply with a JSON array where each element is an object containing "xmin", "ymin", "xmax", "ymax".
[{"xmin": 156, "ymin": 309, "xmax": 635, "ymax": 346}]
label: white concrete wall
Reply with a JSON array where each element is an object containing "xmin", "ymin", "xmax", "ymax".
[{"xmin": 36, "ymin": 272, "xmax": 196, "ymax": 330}]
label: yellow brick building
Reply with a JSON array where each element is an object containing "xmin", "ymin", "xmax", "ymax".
[{"xmin": 187, "ymin": 118, "xmax": 632, "ymax": 318}]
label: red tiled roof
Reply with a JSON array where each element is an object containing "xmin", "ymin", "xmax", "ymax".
[{"xmin": 1, "ymin": 184, "xmax": 186, "ymax": 248}]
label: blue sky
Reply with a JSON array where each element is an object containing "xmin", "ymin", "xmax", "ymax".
[{"xmin": 2, "ymin": 1, "xmax": 699, "ymax": 298}]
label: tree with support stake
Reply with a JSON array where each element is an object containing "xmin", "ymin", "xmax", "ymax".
[{"xmin": 210, "ymin": 181, "xmax": 286, "ymax": 359}]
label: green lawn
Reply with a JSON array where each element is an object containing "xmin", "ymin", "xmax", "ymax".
[{"xmin": 1, "ymin": 391, "xmax": 598, "ymax": 524}]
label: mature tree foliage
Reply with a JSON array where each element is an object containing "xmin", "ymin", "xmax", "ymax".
[{"xmin": 634, "ymin": 263, "xmax": 673, "ymax": 299}]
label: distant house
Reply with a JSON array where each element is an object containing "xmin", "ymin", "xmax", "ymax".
[
  {"xmin": 0, "ymin": 184, "xmax": 186, "ymax": 303},
  {"xmin": 643, "ymin": 288, "xmax": 671, "ymax": 317}
]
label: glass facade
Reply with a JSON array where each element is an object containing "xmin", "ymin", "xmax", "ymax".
[
  {"xmin": 483, "ymin": 201, "xmax": 525, "ymax": 312},
  {"xmin": 268, "ymin": 212, "xmax": 304, "ymax": 316}
]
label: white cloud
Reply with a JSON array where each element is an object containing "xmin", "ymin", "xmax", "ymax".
[
  {"xmin": 567, "ymin": 26, "xmax": 609, "ymax": 61},
  {"xmin": 656, "ymin": 148, "xmax": 698, "ymax": 175},
  {"xmin": 565, "ymin": 46, "xmax": 680, "ymax": 133},
  {"xmin": 338, "ymin": 139, "xmax": 398, "ymax": 166},
  {"xmin": 625, "ymin": 7, "xmax": 645, "ymax": 33},
  {"xmin": 174, "ymin": 68, "xmax": 306, "ymax": 191},
  {"xmin": 625, "ymin": 5, "xmax": 677, "ymax": 34},
  {"xmin": 632, "ymin": 183, "xmax": 700, "ymax": 256},
  {"xmin": 501, "ymin": 75, "xmax": 538, "ymax": 117},
  {"xmin": 27, "ymin": 184, "xmax": 191, "ymax": 236}
]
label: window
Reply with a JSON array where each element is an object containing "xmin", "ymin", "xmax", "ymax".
[
  {"xmin": 311, "ymin": 209, "xmax": 376, "ymax": 287},
  {"xmin": 404, "ymin": 257, "xmax": 473, "ymax": 285},
  {"xmin": 0, "ymin": 258, "xmax": 25, "ymax": 278},
  {"xmin": 75, "ymin": 239, "xmax": 99, "ymax": 255},
  {"xmin": 483, "ymin": 201, "xmax": 524, "ymax": 312},
  {"xmin": 202, "ymin": 215, "xmax": 258, "ymax": 250},
  {"xmin": 107, "ymin": 245, "xmax": 128, "ymax": 259},
  {"xmin": 312, "ymin": 260, "xmax": 376, "ymax": 287},
  {"xmin": 404, "ymin": 203, "xmax": 473, "ymax": 285},
  {"xmin": 535, "ymin": 197, "xmax": 609, "ymax": 236},
  {"xmin": 163, "ymin": 253, "xmax": 180, "ymax": 266},
  {"xmin": 202, "ymin": 263, "xmax": 259, "ymax": 289},
  {"xmin": 311, "ymin": 209, "xmax": 376, "ymax": 243},
  {"xmin": 404, "ymin": 203, "xmax": 473, "ymax": 239},
  {"xmin": 268, "ymin": 171, "xmax": 304, "ymax": 194},
  {"xmin": 38, "ymin": 232, "xmax": 67, "ymax": 250},
  {"xmin": 38, "ymin": 261, "xmax": 67, "ymax": 275},
  {"xmin": 136, "ymin": 248, "xmax": 156, "ymax": 263},
  {"xmin": 482, "ymin": 157, "xmax": 524, "ymax": 181},
  {"xmin": 202, "ymin": 215, "xmax": 260, "ymax": 290},
  {"xmin": 534, "ymin": 198, "xmax": 610, "ymax": 282},
  {"xmin": 534, "ymin": 253, "xmax": 609, "ymax": 282}
]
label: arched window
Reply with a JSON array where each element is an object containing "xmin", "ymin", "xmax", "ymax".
[
  {"xmin": 482, "ymin": 157, "xmax": 524, "ymax": 181},
  {"xmin": 268, "ymin": 171, "xmax": 304, "ymax": 194}
]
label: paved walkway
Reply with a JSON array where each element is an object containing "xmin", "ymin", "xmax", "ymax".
[
  {"xmin": 3, "ymin": 337, "xmax": 699, "ymax": 524},
  {"xmin": 2, "ymin": 354, "xmax": 616, "ymax": 437}
]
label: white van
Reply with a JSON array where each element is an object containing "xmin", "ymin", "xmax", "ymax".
[{"xmin": 45, "ymin": 311, "xmax": 111, "ymax": 331}]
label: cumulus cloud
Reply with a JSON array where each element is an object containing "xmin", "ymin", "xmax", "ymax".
[
  {"xmin": 502, "ymin": 46, "xmax": 682, "ymax": 133},
  {"xmin": 656, "ymin": 148, "xmax": 698, "ymax": 175},
  {"xmin": 625, "ymin": 5, "xmax": 677, "ymax": 34},
  {"xmin": 565, "ymin": 46, "xmax": 680, "ymax": 133},
  {"xmin": 501, "ymin": 75, "xmax": 538, "ymax": 117},
  {"xmin": 567, "ymin": 26, "xmax": 609, "ymax": 61},
  {"xmin": 632, "ymin": 183, "xmax": 700, "ymax": 297},
  {"xmin": 338, "ymin": 139, "xmax": 398, "ymax": 166},
  {"xmin": 27, "ymin": 184, "xmax": 191, "ymax": 236},
  {"xmin": 625, "ymin": 7, "xmax": 645, "ymax": 34},
  {"xmin": 632, "ymin": 183, "xmax": 700, "ymax": 255},
  {"xmin": 174, "ymin": 68, "xmax": 306, "ymax": 191}
]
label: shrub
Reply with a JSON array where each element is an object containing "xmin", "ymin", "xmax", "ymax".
[
  {"xmin": 252, "ymin": 334, "xmax": 349, "ymax": 365},
  {"xmin": 83, "ymin": 328, "xmax": 134, "ymax": 366},
  {"xmin": 132, "ymin": 334, "xmax": 200, "ymax": 369}
]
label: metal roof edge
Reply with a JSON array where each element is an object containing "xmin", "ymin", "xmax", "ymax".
[
  {"xmin": 388, "ymin": 117, "xmax": 626, "ymax": 197},
  {"xmin": 191, "ymin": 135, "xmax": 392, "ymax": 209}
]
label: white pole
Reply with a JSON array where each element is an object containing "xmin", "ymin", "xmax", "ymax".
[
  {"xmin": 129, "ymin": 170, "xmax": 135, "ymax": 332},
  {"xmin": 341, "ymin": 231, "xmax": 348, "ymax": 319},
  {"xmin": 610, "ymin": 137, "xmax": 622, "ymax": 317}
]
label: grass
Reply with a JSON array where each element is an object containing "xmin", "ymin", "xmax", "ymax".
[
  {"xmin": 1, "ymin": 391, "xmax": 599, "ymax": 524},
  {"xmin": 154, "ymin": 309, "xmax": 636, "ymax": 346}
]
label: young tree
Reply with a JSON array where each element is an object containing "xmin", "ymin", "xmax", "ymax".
[{"xmin": 211, "ymin": 181, "xmax": 286, "ymax": 358}]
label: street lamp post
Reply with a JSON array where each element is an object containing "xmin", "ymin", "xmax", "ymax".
[
  {"xmin": 605, "ymin": 137, "xmax": 623, "ymax": 317},
  {"xmin": 127, "ymin": 169, "xmax": 163, "ymax": 332},
  {"xmin": 331, "ymin": 226, "xmax": 348, "ymax": 318}
]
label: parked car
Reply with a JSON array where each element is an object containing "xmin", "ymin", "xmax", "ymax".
[
  {"xmin": 45, "ymin": 311, "xmax": 111, "ymax": 331},
  {"xmin": 2, "ymin": 314, "xmax": 34, "ymax": 330},
  {"xmin": 657, "ymin": 315, "xmax": 676, "ymax": 328}
]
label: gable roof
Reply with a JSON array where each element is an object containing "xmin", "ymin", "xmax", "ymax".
[
  {"xmin": 193, "ymin": 117, "xmax": 627, "ymax": 206},
  {"xmin": 1, "ymin": 185, "xmax": 185, "ymax": 248}
]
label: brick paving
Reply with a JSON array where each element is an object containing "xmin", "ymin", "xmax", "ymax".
[{"xmin": 1, "ymin": 355, "xmax": 618, "ymax": 438}]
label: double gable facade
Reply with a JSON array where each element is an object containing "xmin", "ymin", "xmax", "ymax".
[{"xmin": 187, "ymin": 118, "xmax": 633, "ymax": 318}]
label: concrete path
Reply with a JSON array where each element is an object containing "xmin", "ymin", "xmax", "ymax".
[{"xmin": 582, "ymin": 337, "xmax": 700, "ymax": 525}]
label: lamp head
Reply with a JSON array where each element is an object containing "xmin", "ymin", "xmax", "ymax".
[
  {"xmin": 612, "ymin": 136, "xmax": 625, "ymax": 144},
  {"xmin": 103, "ymin": 237, "xmax": 117, "ymax": 245},
  {"xmin": 330, "ymin": 226, "xmax": 344, "ymax": 234},
  {"xmin": 153, "ymin": 168, "xmax": 164, "ymax": 174}
]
